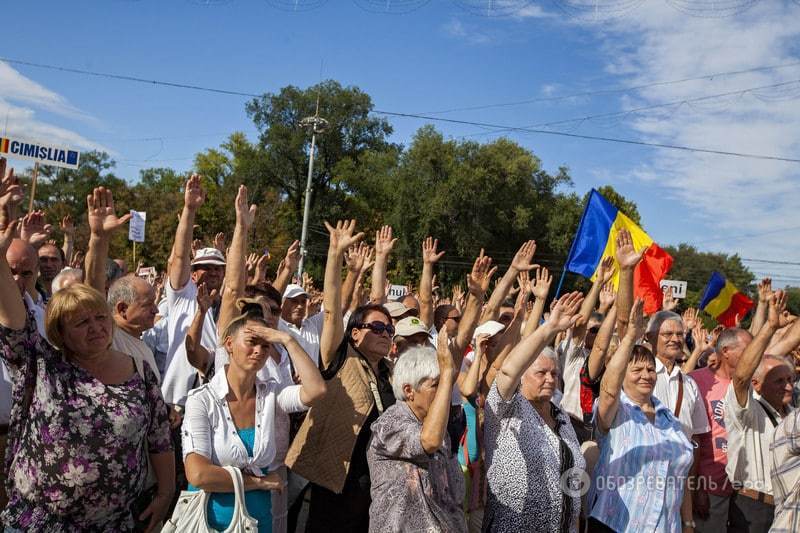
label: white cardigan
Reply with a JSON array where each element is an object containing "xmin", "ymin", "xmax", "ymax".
[{"xmin": 182, "ymin": 368, "xmax": 306, "ymax": 475}]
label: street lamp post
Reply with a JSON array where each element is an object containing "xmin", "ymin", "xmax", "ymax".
[{"xmin": 297, "ymin": 107, "xmax": 328, "ymax": 278}]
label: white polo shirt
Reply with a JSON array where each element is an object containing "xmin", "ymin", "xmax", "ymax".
[
  {"xmin": 653, "ymin": 357, "xmax": 710, "ymax": 439},
  {"xmin": 725, "ymin": 382, "xmax": 788, "ymax": 495},
  {"xmin": 162, "ymin": 280, "xmax": 218, "ymax": 406},
  {"xmin": 182, "ymin": 368, "xmax": 307, "ymax": 476},
  {"xmin": 278, "ymin": 312, "xmax": 324, "ymax": 366}
]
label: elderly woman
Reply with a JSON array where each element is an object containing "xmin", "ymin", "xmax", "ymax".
[
  {"xmin": 483, "ymin": 292, "xmax": 586, "ymax": 532},
  {"xmin": 367, "ymin": 332, "xmax": 466, "ymax": 533},
  {"xmin": 0, "ymin": 219, "xmax": 174, "ymax": 528},
  {"xmin": 182, "ymin": 303, "xmax": 326, "ymax": 532},
  {"xmin": 587, "ymin": 300, "xmax": 694, "ymax": 532}
]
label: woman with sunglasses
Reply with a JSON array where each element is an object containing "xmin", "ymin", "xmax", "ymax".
[{"xmin": 285, "ymin": 220, "xmax": 397, "ymax": 532}]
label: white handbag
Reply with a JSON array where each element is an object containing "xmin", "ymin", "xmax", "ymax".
[{"xmin": 161, "ymin": 465, "xmax": 259, "ymax": 533}]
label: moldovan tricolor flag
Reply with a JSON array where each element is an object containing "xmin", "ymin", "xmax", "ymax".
[
  {"xmin": 699, "ymin": 271, "xmax": 753, "ymax": 327},
  {"xmin": 564, "ymin": 189, "xmax": 673, "ymax": 314}
]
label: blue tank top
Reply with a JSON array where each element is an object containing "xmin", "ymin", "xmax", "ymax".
[{"xmin": 188, "ymin": 427, "xmax": 272, "ymax": 532}]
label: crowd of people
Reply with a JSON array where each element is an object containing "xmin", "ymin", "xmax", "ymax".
[{"xmin": 0, "ymin": 155, "xmax": 799, "ymax": 532}]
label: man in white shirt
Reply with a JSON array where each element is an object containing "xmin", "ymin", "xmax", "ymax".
[
  {"xmin": 725, "ymin": 293, "xmax": 799, "ymax": 532},
  {"xmin": 107, "ymin": 275, "xmax": 161, "ymax": 382},
  {"xmin": 646, "ymin": 311, "xmax": 711, "ymax": 439},
  {"xmin": 279, "ymin": 284, "xmax": 323, "ymax": 366}
]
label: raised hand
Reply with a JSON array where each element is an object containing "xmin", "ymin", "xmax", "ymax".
[
  {"xmin": 324, "ymin": 220, "xmax": 364, "ymax": 256},
  {"xmin": 436, "ymin": 324, "xmax": 454, "ymax": 374},
  {"xmin": 234, "ymin": 184, "xmax": 257, "ymax": 229},
  {"xmin": 302, "ymin": 272, "xmax": 314, "ymax": 292},
  {"xmin": 547, "ymin": 291, "xmax": 585, "ymax": 332},
  {"xmin": 86, "ymin": 188, "xmax": 131, "ymax": 239},
  {"xmin": 510, "ymin": 240, "xmax": 539, "ymax": 272},
  {"xmin": 614, "ymin": 229, "xmax": 644, "ymax": 270},
  {"xmin": 375, "ymin": 225, "xmax": 397, "ymax": 257},
  {"xmin": 20, "ymin": 210, "xmax": 53, "ymax": 247},
  {"xmin": 532, "ymin": 267, "xmax": 552, "ymax": 300},
  {"xmin": 682, "ymin": 307, "xmax": 699, "ymax": 331},
  {"xmin": 213, "ymin": 232, "xmax": 226, "ymax": 252},
  {"xmin": 60, "ymin": 215, "xmax": 75, "ymax": 237},
  {"xmin": 191, "ymin": 239, "xmax": 202, "ymax": 256},
  {"xmin": 345, "ymin": 242, "xmax": 368, "ymax": 273},
  {"xmin": 0, "ymin": 218, "xmax": 19, "ymax": 257},
  {"xmin": 693, "ymin": 323, "xmax": 711, "ymax": 353},
  {"xmin": 598, "ymin": 282, "xmax": 616, "ymax": 309},
  {"xmin": 517, "ymin": 271, "xmax": 531, "ymax": 296},
  {"xmin": 283, "ymin": 240, "xmax": 301, "ymax": 274},
  {"xmin": 358, "ymin": 244, "xmax": 375, "ymax": 274},
  {"xmin": 626, "ymin": 298, "xmax": 646, "ymax": 340},
  {"xmin": 69, "ymin": 250, "xmax": 84, "ymax": 269},
  {"xmin": 0, "ymin": 159, "xmax": 23, "ymax": 210},
  {"xmin": 598, "ymin": 256, "xmax": 616, "ymax": 285},
  {"xmin": 196, "ymin": 283, "xmax": 219, "ymax": 314},
  {"xmin": 466, "ymin": 249, "xmax": 497, "ymax": 296},
  {"xmin": 767, "ymin": 290, "xmax": 785, "ymax": 329},
  {"xmin": 244, "ymin": 322, "xmax": 290, "ymax": 346},
  {"xmin": 422, "ymin": 237, "xmax": 445, "ymax": 265},
  {"xmin": 184, "ymin": 173, "xmax": 206, "ymax": 211},
  {"xmin": 758, "ymin": 278, "xmax": 773, "ymax": 303},
  {"xmin": 662, "ymin": 287, "xmax": 678, "ymax": 312},
  {"xmin": 245, "ymin": 252, "xmax": 259, "ymax": 275},
  {"xmin": 254, "ymin": 254, "xmax": 270, "ymax": 283},
  {"xmin": 451, "ymin": 284, "xmax": 464, "ymax": 305}
]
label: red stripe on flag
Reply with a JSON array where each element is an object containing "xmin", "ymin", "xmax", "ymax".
[
  {"xmin": 633, "ymin": 243, "xmax": 673, "ymax": 315},
  {"xmin": 715, "ymin": 292, "xmax": 754, "ymax": 327}
]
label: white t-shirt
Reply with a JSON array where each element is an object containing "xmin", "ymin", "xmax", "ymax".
[
  {"xmin": 557, "ymin": 336, "xmax": 587, "ymax": 420},
  {"xmin": 162, "ymin": 280, "xmax": 218, "ymax": 406},
  {"xmin": 112, "ymin": 328, "xmax": 161, "ymax": 384},
  {"xmin": 278, "ymin": 313, "xmax": 324, "ymax": 366},
  {"xmin": 653, "ymin": 358, "xmax": 711, "ymax": 438}
]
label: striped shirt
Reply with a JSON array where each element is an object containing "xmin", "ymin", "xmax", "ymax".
[
  {"xmin": 770, "ymin": 409, "xmax": 800, "ymax": 532},
  {"xmin": 588, "ymin": 391, "xmax": 694, "ymax": 532}
]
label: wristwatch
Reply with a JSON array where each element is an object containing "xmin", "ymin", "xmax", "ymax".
[{"xmin": 682, "ymin": 520, "xmax": 696, "ymax": 528}]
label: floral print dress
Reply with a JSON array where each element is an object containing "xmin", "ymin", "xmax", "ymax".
[{"xmin": 0, "ymin": 312, "xmax": 173, "ymax": 531}]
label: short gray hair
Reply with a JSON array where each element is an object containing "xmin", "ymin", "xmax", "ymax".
[
  {"xmin": 107, "ymin": 274, "xmax": 141, "ymax": 310},
  {"xmin": 526, "ymin": 346, "xmax": 560, "ymax": 375},
  {"xmin": 392, "ymin": 345, "xmax": 440, "ymax": 401},
  {"xmin": 51, "ymin": 268, "xmax": 83, "ymax": 293},
  {"xmin": 716, "ymin": 327, "xmax": 750, "ymax": 354},
  {"xmin": 646, "ymin": 311, "xmax": 683, "ymax": 337}
]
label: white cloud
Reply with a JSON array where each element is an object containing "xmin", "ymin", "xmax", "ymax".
[
  {"xmin": 577, "ymin": 2, "xmax": 800, "ymax": 278},
  {"xmin": 0, "ymin": 63, "xmax": 109, "ymax": 154},
  {"xmin": 442, "ymin": 18, "xmax": 493, "ymax": 44}
]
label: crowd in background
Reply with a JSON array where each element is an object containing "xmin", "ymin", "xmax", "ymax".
[{"xmin": 0, "ymin": 156, "xmax": 799, "ymax": 532}]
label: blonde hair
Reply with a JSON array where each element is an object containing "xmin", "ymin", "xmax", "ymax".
[{"xmin": 45, "ymin": 283, "xmax": 111, "ymax": 351}]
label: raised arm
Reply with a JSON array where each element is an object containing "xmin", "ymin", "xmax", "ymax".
[
  {"xmin": 186, "ymin": 283, "xmax": 216, "ymax": 376},
  {"xmin": 750, "ymin": 278, "xmax": 771, "ymax": 335},
  {"xmin": 522, "ymin": 266, "xmax": 552, "ymax": 338},
  {"xmin": 733, "ymin": 291, "xmax": 781, "ymax": 407},
  {"xmin": 319, "ymin": 220, "xmax": 364, "ymax": 369},
  {"xmin": 495, "ymin": 291, "xmax": 584, "ymax": 400},
  {"xmin": 370, "ymin": 225, "xmax": 396, "ymax": 304},
  {"xmin": 60, "ymin": 215, "xmax": 75, "ymax": 265},
  {"xmin": 596, "ymin": 299, "xmax": 644, "ymax": 433},
  {"xmin": 0, "ymin": 163, "xmax": 25, "ymax": 329},
  {"xmin": 419, "ymin": 237, "xmax": 445, "ymax": 329},
  {"xmin": 765, "ymin": 298, "xmax": 800, "ymax": 359},
  {"xmin": 84, "ymin": 187, "xmax": 132, "ymax": 294},
  {"xmin": 574, "ymin": 256, "xmax": 614, "ymax": 339},
  {"xmin": 614, "ymin": 229, "xmax": 645, "ymax": 337},
  {"xmin": 458, "ymin": 334, "xmax": 489, "ymax": 399},
  {"xmin": 217, "ymin": 185, "xmax": 256, "ymax": 336},
  {"xmin": 273, "ymin": 240, "xmax": 300, "ymax": 296},
  {"xmin": 586, "ymin": 304, "xmax": 618, "ymax": 381},
  {"xmin": 169, "ymin": 174, "xmax": 206, "ymax": 291},
  {"xmin": 342, "ymin": 243, "xmax": 373, "ymax": 314},
  {"xmin": 481, "ymin": 240, "xmax": 538, "ymax": 323},
  {"xmin": 420, "ymin": 327, "xmax": 456, "ymax": 454},
  {"xmin": 454, "ymin": 251, "xmax": 496, "ymax": 357}
]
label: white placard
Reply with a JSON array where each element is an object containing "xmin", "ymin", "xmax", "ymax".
[
  {"xmin": 128, "ymin": 210, "xmax": 146, "ymax": 243},
  {"xmin": 388, "ymin": 284, "xmax": 408, "ymax": 299},
  {"xmin": 660, "ymin": 279, "xmax": 688, "ymax": 299},
  {"xmin": 0, "ymin": 135, "xmax": 80, "ymax": 169}
]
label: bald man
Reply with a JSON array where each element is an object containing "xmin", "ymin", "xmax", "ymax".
[
  {"xmin": 108, "ymin": 274, "xmax": 161, "ymax": 383},
  {"xmin": 6, "ymin": 240, "xmax": 45, "ymax": 337}
]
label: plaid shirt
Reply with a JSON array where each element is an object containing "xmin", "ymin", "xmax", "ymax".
[{"xmin": 771, "ymin": 409, "xmax": 800, "ymax": 532}]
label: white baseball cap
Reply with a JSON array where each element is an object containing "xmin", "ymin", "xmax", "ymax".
[
  {"xmin": 473, "ymin": 320, "xmax": 505, "ymax": 341},
  {"xmin": 283, "ymin": 283, "xmax": 309, "ymax": 301},
  {"xmin": 191, "ymin": 247, "xmax": 226, "ymax": 267}
]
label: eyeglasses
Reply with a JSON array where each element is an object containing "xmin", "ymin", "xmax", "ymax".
[
  {"xmin": 359, "ymin": 321, "xmax": 396, "ymax": 336},
  {"xmin": 447, "ymin": 315, "xmax": 462, "ymax": 323}
]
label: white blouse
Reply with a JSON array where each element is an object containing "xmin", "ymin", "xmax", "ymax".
[{"xmin": 182, "ymin": 368, "xmax": 307, "ymax": 475}]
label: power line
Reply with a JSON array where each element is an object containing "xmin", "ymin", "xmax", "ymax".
[
  {"xmin": 419, "ymin": 60, "xmax": 800, "ymax": 115},
  {"xmin": 372, "ymin": 109, "xmax": 800, "ymax": 163},
  {"xmin": 5, "ymin": 56, "xmax": 800, "ymax": 163}
]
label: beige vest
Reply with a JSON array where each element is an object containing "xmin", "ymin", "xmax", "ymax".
[{"xmin": 285, "ymin": 345, "xmax": 379, "ymax": 493}]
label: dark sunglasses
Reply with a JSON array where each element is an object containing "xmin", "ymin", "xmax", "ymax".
[
  {"xmin": 358, "ymin": 321, "xmax": 396, "ymax": 336},
  {"xmin": 447, "ymin": 315, "xmax": 462, "ymax": 323}
]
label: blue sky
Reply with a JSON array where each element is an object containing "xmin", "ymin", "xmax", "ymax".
[{"xmin": 2, "ymin": 0, "xmax": 800, "ymax": 286}]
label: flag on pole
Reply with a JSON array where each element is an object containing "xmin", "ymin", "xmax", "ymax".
[
  {"xmin": 699, "ymin": 271, "xmax": 753, "ymax": 327},
  {"xmin": 564, "ymin": 189, "xmax": 673, "ymax": 314}
]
